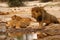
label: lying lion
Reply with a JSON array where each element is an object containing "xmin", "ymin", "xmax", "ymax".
[
  {"xmin": 6, "ymin": 15, "xmax": 36, "ymax": 29},
  {"xmin": 31, "ymin": 7, "xmax": 59, "ymax": 27}
]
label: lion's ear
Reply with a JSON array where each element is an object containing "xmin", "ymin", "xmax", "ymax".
[{"xmin": 39, "ymin": 7, "xmax": 46, "ymax": 13}]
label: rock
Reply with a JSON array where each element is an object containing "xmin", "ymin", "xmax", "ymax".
[
  {"xmin": 40, "ymin": 35, "xmax": 60, "ymax": 40},
  {"xmin": 37, "ymin": 24, "xmax": 60, "ymax": 39},
  {"xmin": 43, "ymin": 24, "xmax": 60, "ymax": 35}
]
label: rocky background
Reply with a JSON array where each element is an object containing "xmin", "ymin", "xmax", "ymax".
[{"xmin": 0, "ymin": 0, "xmax": 60, "ymax": 40}]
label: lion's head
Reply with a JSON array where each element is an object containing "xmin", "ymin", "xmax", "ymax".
[
  {"xmin": 31, "ymin": 7, "xmax": 44, "ymax": 19},
  {"xmin": 11, "ymin": 15, "xmax": 22, "ymax": 21}
]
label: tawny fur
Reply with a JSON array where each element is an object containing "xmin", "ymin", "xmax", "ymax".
[{"xmin": 6, "ymin": 15, "xmax": 33, "ymax": 29}]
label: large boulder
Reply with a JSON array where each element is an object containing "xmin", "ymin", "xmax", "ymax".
[
  {"xmin": 40, "ymin": 35, "xmax": 60, "ymax": 40},
  {"xmin": 43, "ymin": 24, "xmax": 60, "ymax": 35}
]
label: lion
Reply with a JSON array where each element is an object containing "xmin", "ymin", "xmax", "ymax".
[
  {"xmin": 6, "ymin": 15, "xmax": 35, "ymax": 29},
  {"xmin": 31, "ymin": 7, "xmax": 59, "ymax": 27},
  {"xmin": 6, "ymin": 15, "xmax": 37, "ymax": 38},
  {"xmin": 6, "ymin": 15, "xmax": 21, "ymax": 29}
]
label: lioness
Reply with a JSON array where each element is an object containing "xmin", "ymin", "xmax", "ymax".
[{"xmin": 6, "ymin": 15, "xmax": 36, "ymax": 29}]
